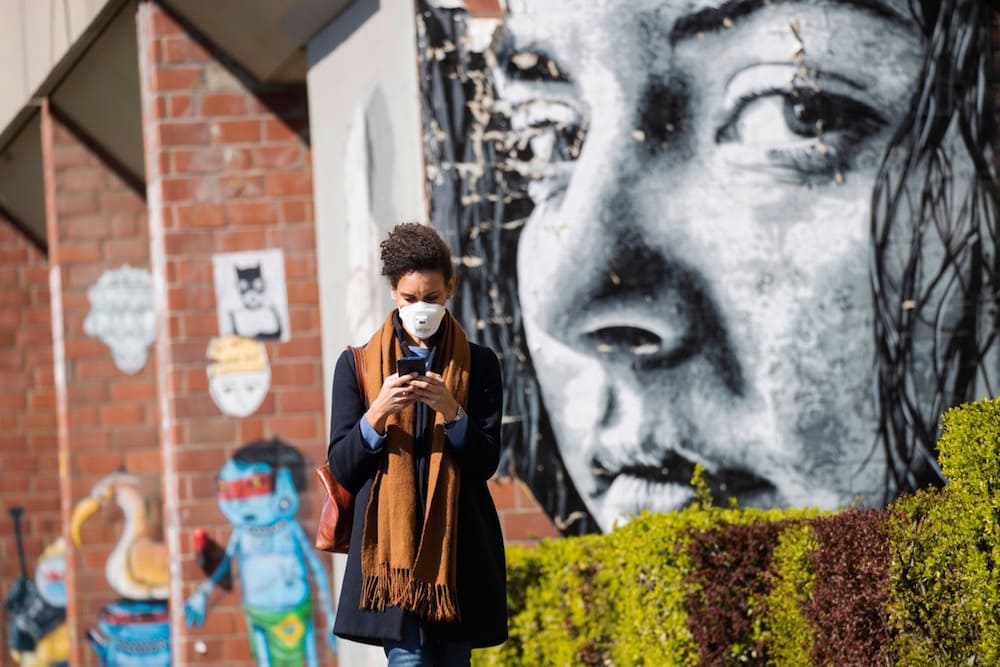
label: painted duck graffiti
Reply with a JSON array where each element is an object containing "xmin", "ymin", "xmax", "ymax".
[{"xmin": 69, "ymin": 472, "xmax": 171, "ymax": 666}]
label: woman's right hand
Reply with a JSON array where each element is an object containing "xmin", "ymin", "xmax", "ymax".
[{"xmin": 365, "ymin": 373, "xmax": 417, "ymax": 434}]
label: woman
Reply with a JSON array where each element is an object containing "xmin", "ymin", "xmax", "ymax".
[
  {"xmin": 415, "ymin": 0, "xmax": 1000, "ymax": 532},
  {"xmin": 327, "ymin": 222, "xmax": 507, "ymax": 664}
]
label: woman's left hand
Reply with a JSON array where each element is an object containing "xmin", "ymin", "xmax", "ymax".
[{"xmin": 407, "ymin": 372, "xmax": 461, "ymax": 421}]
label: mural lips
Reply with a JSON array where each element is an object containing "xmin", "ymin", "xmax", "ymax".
[{"xmin": 591, "ymin": 448, "xmax": 777, "ymax": 518}]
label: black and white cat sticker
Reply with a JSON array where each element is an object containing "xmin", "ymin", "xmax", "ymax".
[{"xmin": 212, "ymin": 249, "xmax": 291, "ymax": 342}]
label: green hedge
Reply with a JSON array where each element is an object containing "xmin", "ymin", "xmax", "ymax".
[{"xmin": 475, "ymin": 397, "xmax": 1000, "ymax": 666}]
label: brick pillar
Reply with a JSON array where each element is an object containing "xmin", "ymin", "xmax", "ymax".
[
  {"xmin": 0, "ymin": 216, "xmax": 60, "ymax": 607},
  {"xmin": 39, "ymin": 100, "xmax": 161, "ymax": 666},
  {"xmin": 136, "ymin": 4, "xmax": 328, "ymax": 664},
  {"xmin": 488, "ymin": 478, "xmax": 561, "ymax": 545}
]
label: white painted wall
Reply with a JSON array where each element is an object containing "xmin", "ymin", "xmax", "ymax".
[
  {"xmin": 307, "ymin": 0, "xmax": 427, "ymax": 405},
  {"xmin": 0, "ymin": 0, "xmax": 112, "ymax": 137},
  {"xmin": 306, "ymin": 1, "xmax": 427, "ymax": 663}
]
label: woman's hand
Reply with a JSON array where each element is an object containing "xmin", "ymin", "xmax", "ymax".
[
  {"xmin": 408, "ymin": 372, "xmax": 461, "ymax": 422},
  {"xmin": 365, "ymin": 373, "xmax": 418, "ymax": 434}
]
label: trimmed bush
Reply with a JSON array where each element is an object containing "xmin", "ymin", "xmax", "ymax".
[
  {"xmin": 886, "ymin": 398, "xmax": 1000, "ymax": 664},
  {"xmin": 759, "ymin": 523, "xmax": 817, "ymax": 666},
  {"xmin": 805, "ymin": 509, "xmax": 896, "ymax": 665},
  {"xmin": 475, "ymin": 397, "xmax": 1000, "ymax": 666},
  {"xmin": 684, "ymin": 520, "xmax": 789, "ymax": 664}
]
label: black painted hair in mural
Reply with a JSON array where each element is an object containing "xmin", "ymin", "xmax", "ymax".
[
  {"xmin": 379, "ymin": 222, "xmax": 455, "ymax": 288},
  {"xmin": 415, "ymin": 1, "xmax": 1000, "ymax": 532},
  {"xmin": 416, "ymin": 2, "xmax": 594, "ymax": 533},
  {"xmin": 231, "ymin": 438, "xmax": 307, "ymax": 491},
  {"xmin": 871, "ymin": 0, "xmax": 1000, "ymax": 499}
]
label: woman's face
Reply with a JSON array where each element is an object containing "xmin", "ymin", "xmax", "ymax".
[
  {"xmin": 502, "ymin": 0, "xmax": 925, "ymax": 530},
  {"xmin": 391, "ymin": 270, "xmax": 454, "ymax": 308}
]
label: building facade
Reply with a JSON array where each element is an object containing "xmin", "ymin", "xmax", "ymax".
[{"xmin": 1, "ymin": 1, "xmax": 998, "ymax": 665}]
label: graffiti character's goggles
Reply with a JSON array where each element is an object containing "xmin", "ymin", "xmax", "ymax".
[{"xmin": 217, "ymin": 473, "xmax": 272, "ymax": 499}]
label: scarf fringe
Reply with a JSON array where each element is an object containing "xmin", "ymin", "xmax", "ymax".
[{"xmin": 360, "ymin": 564, "xmax": 460, "ymax": 622}]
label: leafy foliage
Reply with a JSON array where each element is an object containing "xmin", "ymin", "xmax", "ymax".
[
  {"xmin": 806, "ymin": 509, "xmax": 896, "ymax": 666},
  {"xmin": 886, "ymin": 398, "xmax": 1000, "ymax": 665},
  {"xmin": 759, "ymin": 523, "xmax": 817, "ymax": 666},
  {"xmin": 474, "ymin": 399, "xmax": 1000, "ymax": 666},
  {"xmin": 684, "ymin": 520, "xmax": 789, "ymax": 665}
]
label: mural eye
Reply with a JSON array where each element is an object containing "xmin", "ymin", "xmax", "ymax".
[
  {"xmin": 509, "ymin": 99, "xmax": 586, "ymax": 164},
  {"xmin": 252, "ymin": 278, "xmax": 264, "ymax": 291},
  {"xmin": 716, "ymin": 85, "xmax": 885, "ymax": 177},
  {"xmin": 496, "ymin": 46, "xmax": 587, "ymax": 170}
]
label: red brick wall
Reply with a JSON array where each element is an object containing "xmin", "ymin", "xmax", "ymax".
[
  {"xmin": 39, "ymin": 101, "xmax": 161, "ymax": 666},
  {"xmin": 489, "ymin": 478, "xmax": 560, "ymax": 544},
  {"xmin": 136, "ymin": 5, "xmax": 329, "ymax": 664},
  {"xmin": 0, "ymin": 215, "xmax": 60, "ymax": 606}
]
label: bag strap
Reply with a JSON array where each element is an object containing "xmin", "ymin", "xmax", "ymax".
[{"xmin": 349, "ymin": 345, "xmax": 367, "ymax": 407}]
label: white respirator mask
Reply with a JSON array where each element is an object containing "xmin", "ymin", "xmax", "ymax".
[{"xmin": 398, "ymin": 301, "xmax": 447, "ymax": 340}]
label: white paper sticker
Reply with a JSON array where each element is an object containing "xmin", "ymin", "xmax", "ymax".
[{"xmin": 212, "ymin": 249, "xmax": 290, "ymax": 342}]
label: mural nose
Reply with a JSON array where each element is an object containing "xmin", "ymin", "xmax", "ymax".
[
  {"xmin": 568, "ymin": 230, "xmax": 745, "ymax": 394},
  {"xmin": 582, "ymin": 320, "xmax": 702, "ymax": 372}
]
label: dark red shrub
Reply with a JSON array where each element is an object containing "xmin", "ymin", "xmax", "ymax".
[
  {"xmin": 804, "ymin": 509, "xmax": 897, "ymax": 666},
  {"xmin": 684, "ymin": 520, "xmax": 790, "ymax": 666}
]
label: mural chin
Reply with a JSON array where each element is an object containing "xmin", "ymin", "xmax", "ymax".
[{"xmin": 526, "ymin": 315, "xmax": 886, "ymax": 531}]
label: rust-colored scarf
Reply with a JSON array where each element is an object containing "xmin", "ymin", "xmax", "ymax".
[{"xmin": 359, "ymin": 310, "xmax": 469, "ymax": 622}]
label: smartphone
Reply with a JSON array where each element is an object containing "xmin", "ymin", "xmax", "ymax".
[{"xmin": 396, "ymin": 356, "xmax": 425, "ymax": 377}]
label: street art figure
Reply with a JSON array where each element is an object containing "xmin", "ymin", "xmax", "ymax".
[
  {"xmin": 70, "ymin": 472, "xmax": 169, "ymax": 600},
  {"xmin": 212, "ymin": 249, "xmax": 291, "ymax": 342},
  {"xmin": 86, "ymin": 600, "xmax": 170, "ymax": 667},
  {"xmin": 184, "ymin": 438, "xmax": 337, "ymax": 666},
  {"xmin": 230, "ymin": 264, "xmax": 284, "ymax": 340},
  {"xmin": 414, "ymin": 0, "xmax": 1000, "ymax": 532},
  {"xmin": 69, "ymin": 472, "xmax": 171, "ymax": 666},
  {"xmin": 206, "ymin": 335, "xmax": 272, "ymax": 418},
  {"xmin": 82, "ymin": 265, "xmax": 156, "ymax": 375},
  {"xmin": 4, "ymin": 508, "xmax": 69, "ymax": 667}
]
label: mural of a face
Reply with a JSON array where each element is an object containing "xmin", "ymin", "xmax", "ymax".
[
  {"xmin": 83, "ymin": 265, "xmax": 156, "ymax": 375},
  {"xmin": 207, "ymin": 335, "xmax": 271, "ymax": 418},
  {"xmin": 476, "ymin": 0, "xmax": 983, "ymax": 530},
  {"xmin": 415, "ymin": 0, "xmax": 998, "ymax": 532},
  {"xmin": 216, "ymin": 460, "xmax": 300, "ymax": 528},
  {"xmin": 236, "ymin": 264, "xmax": 267, "ymax": 310},
  {"xmin": 34, "ymin": 540, "xmax": 67, "ymax": 608}
]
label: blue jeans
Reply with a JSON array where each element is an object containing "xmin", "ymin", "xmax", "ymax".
[{"xmin": 384, "ymin": 614, "xmax": 471, "ymax": 667}]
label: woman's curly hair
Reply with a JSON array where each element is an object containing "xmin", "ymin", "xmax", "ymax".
[{"xmin": 380, "ymin": 222, "xmax": 454, "ymax": 287}]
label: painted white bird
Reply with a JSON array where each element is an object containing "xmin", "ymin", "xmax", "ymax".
[{"xmin": 70, "ymin": 472, "xmax": 169, "ymax": 600}]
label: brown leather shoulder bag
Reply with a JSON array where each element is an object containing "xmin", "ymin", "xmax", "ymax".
[{"xmin": 314, "ymin": 345, "xmax": 366, "ymax": 553}]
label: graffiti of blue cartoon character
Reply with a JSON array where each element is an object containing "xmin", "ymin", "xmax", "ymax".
[{"xmin": 183, "ymin": 438, "xmax": 336, "ymax": 665}]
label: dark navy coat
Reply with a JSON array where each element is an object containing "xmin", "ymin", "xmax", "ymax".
[{"xmin": 327, "ymin": 342, "xmax": 508, "ymax": 649}]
